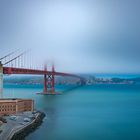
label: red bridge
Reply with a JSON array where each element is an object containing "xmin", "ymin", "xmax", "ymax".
[{"xmin": 0, "ymin": 51, "xmax": 84, "ymax": 95}]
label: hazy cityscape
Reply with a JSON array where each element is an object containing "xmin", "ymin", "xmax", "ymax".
[{"xmin": 4, "ymin": 75, "xmax": 140, "ymax": 85}]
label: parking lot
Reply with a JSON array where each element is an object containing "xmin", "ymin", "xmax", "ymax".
[{"xmin": 0, "ymin": 111, "xmax": 39, "ymax": 140}]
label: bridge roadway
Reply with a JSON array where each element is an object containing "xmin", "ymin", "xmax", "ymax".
[{"xmin": 3, "ymin": 67, "xmax": 82, "ymax": 80}]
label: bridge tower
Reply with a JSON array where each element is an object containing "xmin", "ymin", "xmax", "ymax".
[
  {"xmin": 51, "ymin": 64, "xmax": 55, "ymax": 93},
  {"xmin": 43, "ymin": 64, "xmax": 55, "ymax": 94},
  {"xmin": 0, "ymin": 61, "xmax": 3, "ymax": 98},
  {"xmin": 43, "ymin": 64, "xmax": 47, "ymax": 93}
]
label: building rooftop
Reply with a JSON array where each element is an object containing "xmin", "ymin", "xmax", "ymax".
[{"xmin": 0, "ymin": 98, "xmax": 33, "ymax": 103}]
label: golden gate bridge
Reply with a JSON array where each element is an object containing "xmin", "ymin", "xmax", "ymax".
[{"xmin": 0, "ymin": 50, "xmax": 84, "ymax": 97}]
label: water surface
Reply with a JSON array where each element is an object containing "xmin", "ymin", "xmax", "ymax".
[{"xmin": 3, "ymin": 84, "xmax": 140, "ymax": 140}]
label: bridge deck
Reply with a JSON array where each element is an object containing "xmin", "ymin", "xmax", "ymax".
[{"xmin": 3, "ymin": 67, "xmax": 82, "ymax": 79}]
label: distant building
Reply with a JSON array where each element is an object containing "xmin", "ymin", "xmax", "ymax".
[{"xmin": 0, "ymin": 98, "xmax": 34, "ymax": 116}]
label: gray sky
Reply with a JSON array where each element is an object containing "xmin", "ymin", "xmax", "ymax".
[{"xmin": 0, "ymin": 0, "xmax": 140, "ymax": 73}]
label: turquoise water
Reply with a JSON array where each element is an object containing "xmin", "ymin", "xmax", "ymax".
[{"xmin": 3, "ymin": 84, "xmax": 140, "ymax": 140}]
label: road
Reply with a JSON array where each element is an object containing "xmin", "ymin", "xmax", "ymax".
[{"xmin": 0, "ymin": 111, "xmax": 38, "ymax": 140}]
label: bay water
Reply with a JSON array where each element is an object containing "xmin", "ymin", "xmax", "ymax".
[{"xmin": 3, "ymin": 84, "xmax": 140, "ymax": 140}]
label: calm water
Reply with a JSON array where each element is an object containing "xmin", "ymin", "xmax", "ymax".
[{"xmin": 3, "ymin": 84, "xmax": 140, "ymax": 140}]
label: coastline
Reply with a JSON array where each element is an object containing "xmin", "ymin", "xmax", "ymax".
[{"xmin": 7, "ymin": 111, "xmax": 45, "ymax": 140}]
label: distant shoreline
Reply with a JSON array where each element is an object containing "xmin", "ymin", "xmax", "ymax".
[{"xmin": 3, "ymin": 75, "xmax": 140, "ymax": 86}]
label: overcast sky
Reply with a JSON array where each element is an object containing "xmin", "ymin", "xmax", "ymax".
[{"xmin": 0, "ymin": 0, "xmax": 140, "ymax": 73}]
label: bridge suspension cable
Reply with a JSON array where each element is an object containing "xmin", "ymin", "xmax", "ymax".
[
  {"xmin": 3, "ymin": 51, "xmax": 27, "ymax": 66},
  {"xmin": 0, "ymin": 50, "xmax": 18, "ymax": 61}
]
